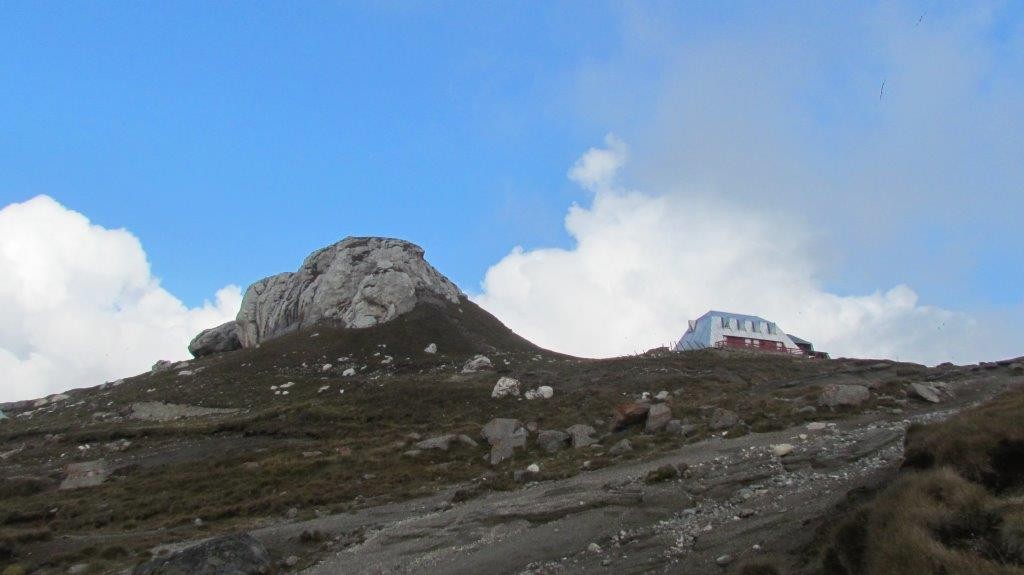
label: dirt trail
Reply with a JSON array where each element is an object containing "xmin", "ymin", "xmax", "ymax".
[{"xmin": 265, "ymin": 373, "xmax": 1020, "ymax": 575}]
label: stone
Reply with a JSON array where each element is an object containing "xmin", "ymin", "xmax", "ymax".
[
  {"xmin": 537, "ymin": 385, "xmax": 554, "ymax": 399},
  {"xmin": 588, "ymin": 543, "xmax": 602, "ymax": 553},
  {"xmin": 131, "ymin": 533, "xmax": 271, "ymax": 575},
  {"xmin": 0, "ymin": 409, "xmax": 6, "ymax": 421},
  {"xmin": 491, "ymin": 376, "xmax": 521, "ymax": 399},
  {"xmin": 609, "ymin": 439, "xmax": 632, "ymax": 455},
  {"xmin": 645, "ymin": 404, "xmax": 673, "ymax": 433},
  {"xmin": 67, "ymin": 564, "xmax": 90, "ymax": 575},
  {"xmin": 188, "ymin": 321, "xmax": 242, "ymax": 358},
  {"xmin": 151, "ymin": 360, "xmax": 173, "ymax": 374},
  {"xmin": 665, "ymin": 419, "xmax": 682, "ymax": 434},
  {"xmin": 424, "ymin": 343, "xmax": 437, "ymax": 354},
  {"xmin": 566, "ymin": 424, "xmax": 598, "ymax": 448},
  {"xmin": 909, "ymin": 383, "xmax": 942, "ymax": 403},
  {"xmin": 771, "ymin": 444, "xmax": 795, "ymax": 457},
  {"xmin": 806, "ymin": 422, "xmax": 828, "ymax": 432},
  {"xmin": 708, "ymin": 408, "xmax": 740, "ymax": 430},
  {"xmin": 537, "ymin": 430, "xmax": 571, "ymax": 453},
  {"xmin": 230, "ymin": 237, "xmax": 462, "ymax": 348},
  {"xmin": 321, "ymin": 364, "xmax": 333, "ymax": 372},
  {"xmin": 654, "ymin": 390, "xmax": 670, "ymax": 401},
  {"xmin": 481, "ymin": 418, "xmax": 525, "ymax": 445},
  {"xmin": 285, "ymin": 556, "xmax": 300, "ymax": 568},
  {"xmin": 60, "ymin": 460, "xmax": 110, "ymax": 490},
  {"xmin": 716, "ymin": 554, "xmax": 733, "ymax": 566},
  {"xmin": 415, "ymin": 434, "xmax": 478, "ymax": 451},
  {"xmin": 462, "ymin": 355, "xmax": 494, "ymax": 373},
  {"xmin": 342, "ymin": 367, "xmax": 356, "ymax": 377},
  {"xmin": 612, "ymin": 402, "xmax": 650, "ymax": 431},
  {"xmin": 526, "ymin": 463, "xmax": 540, "ymax": 473},
  {"xmin": 819, "ymin": 384, "xmax": 871, "ymax": 408}
]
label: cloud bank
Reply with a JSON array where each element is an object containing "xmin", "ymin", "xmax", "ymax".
[
  {"xmin": 0, "ymin": 196, "xmax": 241, "ymax": 403},
  {"xmin": 474, "ymin": 137, "xmax": 1009, "ymax": 365}
]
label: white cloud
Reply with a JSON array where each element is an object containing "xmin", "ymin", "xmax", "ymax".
[
  {"xmin": 474, "ymin": 137, "xmax": 1014, "ymax": 366},
  {"xmin": 0, "ymin": 196, "xmax": 241, "ymax": 403}
]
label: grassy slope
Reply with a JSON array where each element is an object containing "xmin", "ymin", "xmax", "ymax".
[{"xmin": 817, "ymin": 386, "xmax": 1024, "ymax": 575}]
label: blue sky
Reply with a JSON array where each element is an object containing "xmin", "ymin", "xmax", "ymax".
[{"xmin": 2, "ymin": 1, "xmax": 1024, "ymax": 400}]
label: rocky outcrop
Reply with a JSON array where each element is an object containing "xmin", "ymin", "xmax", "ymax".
[
  {"xmin": 131, "ymin": 533, "xmax": 271, "ymax": 575},
  {"xmin": 188, "ymin": 321, "xmax": 242, "ymax": 358},
  {"xmin": 819, "ymin": 384, "xmax": 871, "ymax": 408},
  {"xmin": 190, "ymin": 238, "xmax": 463, "ymax": 352}
]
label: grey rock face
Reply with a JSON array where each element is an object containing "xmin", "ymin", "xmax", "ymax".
[
  {"xmin": 60, "ymin": 460, "xmax": 110, "ymax": 490},
  {"xmin": 819, "ymin": 384, "xmax": 871, "ymax": 408},
  {"xmin": 462, "ymin": 355, "xmax": 493, "ymax": 373},
  {"xmin": 234, "ymin": 237, "xmax": 463, "ymax": 347},
  {"xmin": 131, "ymin": 533, "xmax": 271, "ymax": 575},
  {"xmin": 481, "ymin": 418, "xmax": 527, "ymax": 465},
  {"xmin": 188, "ymin": 321, "xmax": 242, "ymax": 358}
]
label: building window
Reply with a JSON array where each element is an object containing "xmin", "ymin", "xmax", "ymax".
[{"xmin": 721, "ymin": 317, "xmax": 729, "ymax": 329}]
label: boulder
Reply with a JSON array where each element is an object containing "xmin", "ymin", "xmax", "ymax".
[
  {"xmin": 566, "ymin": 424, "xmax": 598, "ymax": 448},
  {"xmin": 612, "ymin": 403, "xmax": 650, "ymax": 431},
  {"xmin": 230, "ymin": 237, "xmax": 462, "ymax": 348},
  {"xmin": 491, "ymin": 377, "xmax": 521, "ymax": 399},
  {"xmin": 424, "ymin": 343, "xmax": 438, "ymax": 354},
  {"xmin": 708, "ymin": 408, "xmax": 740, "ymax": 430},
  {"xmin": 909, "ymin": 383, "xmax": 942, "ymax": 403},
  {"xmin": 131, "ymin": 533, "xmax": 271, "ymax": 575},
  {"xmin": 0, "ymin": 409, "xmax": 6, "ymax": 421},
  {"xmin": 462, "ymin": 355, "xmax": 493, "ymax": 373},
  {"xmin": 481, "ymin": 418, "xmax": 527, "ymax": 465},
  {"xmin": 819, "ymin": 384, "xmax": 871, "ymax": 408},
  {"xmin": 151, "ymin": 360, "xmax": 174, "ymax": 374},
  {"xmin": 536, "ymin": 430, "xmax": 570, "ymax": 453},
  {"xmin": 645, "ymin": 404, "xmax": 673, "ymax": 433},
  {"xmin": 187, "ymin": 321, "xmax": 242, "ymax": 358}
]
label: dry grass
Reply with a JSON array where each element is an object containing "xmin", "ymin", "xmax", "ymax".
[{"xmin": 820, "ymin": 387, "xmax": 1024, "ymax": 575}]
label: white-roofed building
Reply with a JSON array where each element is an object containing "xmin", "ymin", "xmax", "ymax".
[{"xmin": 674, "ymin": 310, "xmax": 818, "ymax": 356}]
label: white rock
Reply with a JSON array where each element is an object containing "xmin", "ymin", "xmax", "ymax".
[
  {"xmin": 655, "ymin": 390, "xmax": 669, "ymax": 401},
  {"xmin": 343, "ymin": 368, "xmax": 356, "ymax": 377},
  {"xmin": 177, "ymin": 370, "xmax": 194, "ymax": 377},
  {"xmin": 318, "ymin": 386, "xmax": 330, "ymax": 393},
  {"xmin": 424, "ymin": 343, "xmax": 437, "ymax": 354},
  {"xmin": 806, "ymin": 422, "xmax": 827, "ymax": 432},
  {"xmin": 280, "ymin": 382, "xmax": 295, "ymax": 389},
  {"xmin": 321, "ymin": 364, "xmax": 333, "ymax": 372},
  {"xmin": 234, "ymin": 237, "xmax": 463, "ymax": 347},
  {"xmin": 462, "ymin": 355, "xmax": 494, "ymax": 373},
  {"xmin": 537, "ymin": 386, "xmax": 554, "ymax": 399},
  {"xmin": 587, "ymin": 543, "xmax": 602, "ymax": 553},
  {"xmin": 492, "ymin": 377, "xmax": 521, "ymax": 399},
  {"xmin": 526, "ymin": 463, "xmax": 540, "ymax": 473},
  {"xmin": 771, "ymin": 444, "xmax": 795, "ymax": 457}
]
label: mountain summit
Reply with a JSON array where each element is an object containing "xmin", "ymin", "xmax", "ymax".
[{"xmin": 189, "ymin": 236, "xmax": 526, "ymax": 358}]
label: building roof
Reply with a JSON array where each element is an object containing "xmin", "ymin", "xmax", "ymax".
[
  {"xmin": 787, "ymin": 333, "xmax": 812, "ymax": 346},
  {"xmin": 700, "ymin": 310, "xmax": 772, "ymax": 325},
  {"xmin": 674, "ymin": 310, "xmax": 800, "ymax": 352}
]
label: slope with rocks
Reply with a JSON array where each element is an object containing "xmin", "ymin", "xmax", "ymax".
[{"xmin": 0, "ymin": 236, "xmax": 1021, "ymax": 575}]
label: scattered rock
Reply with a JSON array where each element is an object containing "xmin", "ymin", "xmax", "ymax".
[
  {"xmin": 60, "ymin": 460, "xmax": 110, "ymax": 490},
  {"xmin": 566, "ymin": 424, "xmax": 598, "ymax": 448},
  {"xmin": 654, "ymin": 390, "xmax": 670, "ymax": 401},
  {"xmin": 424, "ymin": 343, "xmax": 438, "ymax": 354},
  {"xmin": 188, "ymin": 321, "xmax": 242, "ymax": 358},
  {"xmin": 645, "ymin": 403, "xmax": 673, "ymax": 433},
  {"xmin": 609, "ymin": 439, "xmax": 633, "ymax": 455},
  {"xmin": 537, "ymin": 430, "xmax": 571, "ymax": 453},
  {"xmin": 708, "ymin": 408, "xmax": 740, "ymax": 430},
  {"xmin": 612, "ymin": 402, "xmax": 650, "ymax": 431},
  {"xmin": 342, "ymin": 367, "xmax": 356, "ymax": 377},
  {"xmin": 819, "ymin": 384, "xmax": 871, "ymax": 408},
  {"xmin": 806, "ymin": 422, "xmax": 828, "ymax": 432},
  {"xmin": 526, "ymin": 463, "xmax": 540, "ymax": 474},
  {"xmin": 665, "ymin": 419, "xmax": 682, "ymax": 434},
  {"xmin": 131, "ymin": 533, "xmax": 271, "ymax": 575},
  {"xmin": 462, "ymin": 355, "xmax": 494, "ymax": 373},
  {"xmin": 491, "ymin": 376, "xmax": 521, "ymax": 399},
  {"xmin": 67, "ymin": 564, "xmax": 91, "ymax": 575},
  {"xmin": 525, "ymin": 385, "xmax": 554, "ymax": 400},
  {"xmin": 909, "ymin": 382, "xmax": 942, "ymax": 403},
  {"xmin": 716, "ymin": 554, "xmax": 733, "ymax": 566},
  {"xmin": 587, "ymin": 543, "xmax": 602, "ymax": 553},
  {"xmin": 481, "ymin": 418, "xmax": 527, "ymax": 465}
]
